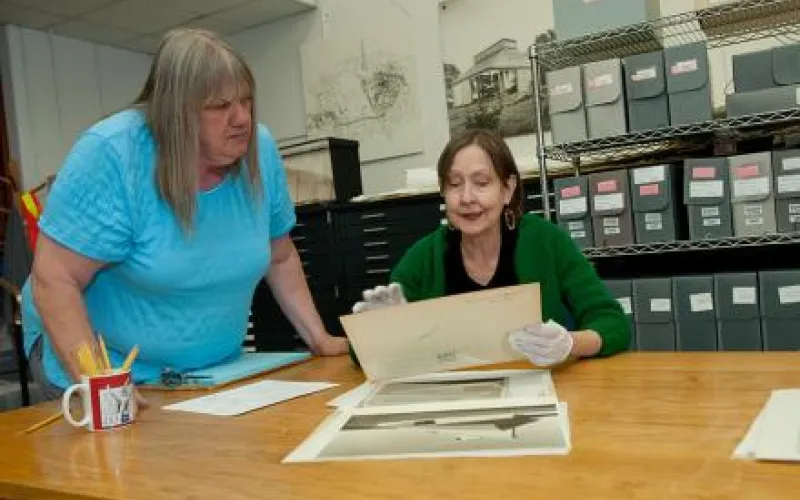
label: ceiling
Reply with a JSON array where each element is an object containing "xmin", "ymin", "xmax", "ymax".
[{"xmin": 0, "ymin": 0, "xmax": 317, "ymax": 53}]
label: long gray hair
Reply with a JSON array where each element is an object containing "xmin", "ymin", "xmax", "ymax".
[{"xmin": 135, "ymin": 28, "xmax": 262, "ymax": 231}]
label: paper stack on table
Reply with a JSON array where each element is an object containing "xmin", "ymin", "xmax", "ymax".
[
  {"xmin": 284, "ymin": 368, "xmax": 571, "ymax": 463},
  {"xmin": 293, "ymin": 283, "xmax": 573, "ymax": 463},
  {"xmin": 733, "ymin": 388, "xmax": 800, "ymax": 462}
]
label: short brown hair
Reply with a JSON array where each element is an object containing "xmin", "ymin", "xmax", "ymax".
[{"xmin": 436, "ymin": 129, "xmax": 524, "ymax": 222}]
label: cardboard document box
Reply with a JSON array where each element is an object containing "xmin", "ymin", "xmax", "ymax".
[
  {"xmin": 726, "ymin": 84, "xmax": 800, "ymax": 117},
  {"xmin": 604, "ymin": 279, "xmax": 636, "ymax": 351},
  {"xmin": 589, "ymin": 170, "xmax": 634, "ymax": 247},
  {"xmin": 624, "ymin": 50, "xmax": 670, "ymax": 132},
  {"xmin": 771, "ymin": 149, "xmax": 800, "ymax": 233},
  {"xmin": 630, "ymin": 164, "xmax": 682, "ymax": 244},
  {"xmin": 758, "ymin": 270, "xmax": 800, "ymax": 351},
  {"xmin": 683, "ymin": 157, "xmax": 733, "ymax": 240},
  {"xmin": 633, "ymin": 278, "xmax": 676, "ymax": 351},
  {"xmin": 548, "ymin": 66, "xmax": 587, "ymax": 145},
  {"xmin": 584, "ymin": 58, "xmax": 627, "ymax": 139},
  {"xmin": 554, "ymin": 176, "xmax": 594, "ymax": 249},
  {"xmin": 673, "ymin": 275, "xmax": 718, "ymax": 351},
  {"xmin": 665, "ymin": 42, "xmax": 713, "ymax": 125},
  {"xmin": 729, "ymin": 152, "xmax": 777, "ymax": 236},
  {"xmin": 553, "ymin": 0, "xmax": 661, "ymax": 41},
  {"xmin": 714, "ymin": 272, "xmax": 763, "ymax": 351},
  {"xmin": 732, "ymin": 48, "xmax": 775, "ymax": 93}
]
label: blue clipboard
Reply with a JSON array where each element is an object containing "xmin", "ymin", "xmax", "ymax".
[{"xmin": 143, "ymin": 351, "xmax": 312, "ymax": 390}]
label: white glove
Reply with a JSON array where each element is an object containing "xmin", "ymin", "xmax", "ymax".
[
  {"xmin": 352, "ymin": 283, "xmax": 407, "ymax": 313},
  {"xmin": 508, "ymin": 320, "xmax": 574, "ymax": 367}
]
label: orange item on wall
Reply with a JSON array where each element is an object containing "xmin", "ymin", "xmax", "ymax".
[{"xmin": 19, "ymin": 191, "xmax": 42, "ymax": 249}]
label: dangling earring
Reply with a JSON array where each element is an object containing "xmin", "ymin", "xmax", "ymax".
[
  {"xmin": 504, "ymin": 206, "xmax": 516, "ymax": 231},
  {"xmin": 446, "ymin": 217, "xmax": 457, "ymax": 231}
]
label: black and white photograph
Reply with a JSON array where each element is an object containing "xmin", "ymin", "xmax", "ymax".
[
  {"xmin": 362, "ymin": 377, "xmax": 506, "ymax": 406},
  {"xmin": 359, "ymin": 369, "xmax": 556, "ymax": 408},
  {"xmin": 439, "ymin": 0, "xmax": 555, "ymax": 140},
  {"xmin": 284, "ymin": 399, "xmax": 570, "ymax": 463}
]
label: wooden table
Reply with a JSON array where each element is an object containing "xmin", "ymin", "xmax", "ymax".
[{"xmin": 1, "ymin": 352, "xmax": 799, "ymax": 499}]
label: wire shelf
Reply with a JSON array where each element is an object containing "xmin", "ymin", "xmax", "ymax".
[
  {"xmin": 583, "ymin": 232, "xmax": 800, "ymax": 258},
  {"xmin": 534, "ymin": 0, "xmax": 800, "ymax": 71},
  {"xmin": 544, "ymin": 108, "xmax": 800, "ymax": 164}
]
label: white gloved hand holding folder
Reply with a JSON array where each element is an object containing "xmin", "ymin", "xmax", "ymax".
[
  {"xmin": 508, "ymin": 320, "xmax": 574, "ymax": 367},
  {"xmin": 352, "ymin": 283, "xmax": 407, "ymax": 313}
]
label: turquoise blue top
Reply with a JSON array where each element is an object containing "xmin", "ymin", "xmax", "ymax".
[{"xmin": 21, "ymin": 109, "xmax": 296, "ymax": 389}]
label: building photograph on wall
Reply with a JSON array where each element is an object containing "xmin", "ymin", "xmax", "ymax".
[{"xmin": 438, "ymin": 0, "xmax": 555, "ymax": 139}]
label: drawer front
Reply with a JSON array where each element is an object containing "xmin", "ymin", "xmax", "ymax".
[
  {"xmin": 337, "ymin": 229, "xmax": 437, "ymax": 253},
  {"xmin": 341, "ymin": 246, "xmax": 409, "ymax": 277},
  {"xmin": 293, "ymin": 238, "xmax": 334, "ymax": 258},
  {"xmin": 290, "ymin": 228, "xmax": 332, "ymax": 248},
  {"xmin": 337, "ymin": 203, "xmax": 442, "ymax": 238}
]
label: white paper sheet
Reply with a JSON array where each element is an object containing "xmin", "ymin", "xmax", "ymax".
[
  {"xmin": 732, "ymin": 388, "xmax": 800, "ymax": 461},
  {"xmin": 731, "ymin": 405, "xmax": 766, "ymax": 460},
  {"xmin": 163, "ymin": 380, "xmax": 338, "ymax": 416},
  {"xmin": 754, "ymin": 389, "xmax": 800, "ymax": 462},
  {"xmin": 327, "ymin": 383, "xmax": 374, "ymax": 408}
]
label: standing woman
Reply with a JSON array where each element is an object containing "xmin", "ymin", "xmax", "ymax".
[
  {"xmin": 22, "ymin": 28, "xmax": 347, "ymax": 400},
  {"xmin": 353, "ymin": 129, "xmax": 629, "ymax": 366}
]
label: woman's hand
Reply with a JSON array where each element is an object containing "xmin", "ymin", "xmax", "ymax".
[
  {"xmin": 313, "ymin": 334, "xmax": 350, "ymax": 356},
  {"xmin": 352, "ymin": 283, "xmax": 407, "ymax": 313},
  {"xmin": 508, "ymin": 320, "xmax": 574, "ymax": 367}
]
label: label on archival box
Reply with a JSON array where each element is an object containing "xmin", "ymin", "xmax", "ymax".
[
  {"xmin": 732, "ymin": 287, "xmax": 757, "ymax": 305},
  {"xmin": 690, "ymin": 293, "xmax": 714, "ymax": 312},
  {"xmin": 778, "ymin": 285, "xmax": 800, "ymax": 304},
  {"xmin": 593, "ymin": 192, "xmax": 624, "ymax": 212},
  {"xmin": 650, "ymin": 298, "xmax": 671, "ymax": 313},
  {"xmin": 690, "ymin": 180, "xmax": 723, "ymax": 199}
]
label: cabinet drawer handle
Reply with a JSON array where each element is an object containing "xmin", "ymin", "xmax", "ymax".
[
  {"xmin": 292, "ymin": 235, "xmax": 306, "ymax": 242},
  {"xmin": 297, "ymin": 248, "xmax": 309, "ymax": 254},
  {"xmin": 362, "ymin": 227, "xmax": 387, "ymax": 233},
  {"xmin": 295, "ymin": 222, "xmax": 306, "ymax": 228},
  {"xmin": 301, "ymin": 261, "xmax": 310, "ymax": 267},
  {"xmin": 366, "ymin": 268, "xmax": 391, "ymax": 275},
  {"xmin": 363, "ymin": 241, "xmax": 388, "ymax": 247},
  {"xmin": 360, "ymin": 212, "xmax": 386, "ymax": 220},
  {"xmin": 365, "ymin": 255, "xmax": 389, "ymax": 261}
]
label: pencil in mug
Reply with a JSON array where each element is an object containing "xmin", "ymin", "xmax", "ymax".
[{"xmin": 23, "ymin": 342, "xmax": 140, "ymax": 434}]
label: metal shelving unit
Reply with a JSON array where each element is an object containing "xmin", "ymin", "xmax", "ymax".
[
  {"xmin": 534, "ymin": 0, "xmax": 800, "ymax": 73},
  {"xmin": 546, "ymin": 108, "xmax": 800, "ymax": 164},
  {"xmin": 529, "ymin": 0, "xmax": 800, "ymax": 222},
  {"xmin": 582, "ymin": 232, "xmax": 800, "ymax": 258}
]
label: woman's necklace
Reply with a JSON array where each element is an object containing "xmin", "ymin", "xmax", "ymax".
[{"xmin": 461, "ymin": 244, "xmax": 500, "ymax": 286}]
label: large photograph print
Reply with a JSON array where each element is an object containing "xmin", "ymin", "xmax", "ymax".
[
  {"xmin": 439, "ymin": 0, "xmax": 555, "ymax": 139},
  {"xmin": 284, "ymin": 399, "xmax": 570, "ymax": 463},
  {"xmin": 320, "ymin": 403, "xmax": 565, "ymax": 459}
]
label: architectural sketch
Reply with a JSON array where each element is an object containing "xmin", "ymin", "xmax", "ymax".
[{"xmin": 300, "ymin": 25, "xmax": 423, "ymax": 162}]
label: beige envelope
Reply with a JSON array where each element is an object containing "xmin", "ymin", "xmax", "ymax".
[{"xmin": 340, "ymin": 283, "xmax": 542, "ymax": 381}]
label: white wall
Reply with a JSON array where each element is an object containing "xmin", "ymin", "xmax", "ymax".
[
  {"xmin": 229, "ymin": 0, "xmax": 451, "ymax": 195},
  {"xmin": 0, "ymin": 25, "xmax": 151, "ymax": 189}
]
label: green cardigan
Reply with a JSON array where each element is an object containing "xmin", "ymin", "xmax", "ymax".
[{"xmin": 387, "ymin": 213, "xmax": 630, "ymax": 358}]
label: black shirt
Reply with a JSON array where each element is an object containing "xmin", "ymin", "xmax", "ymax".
[{"xmin": 444, "ymin": 224, "xmax": 520, "ymax": 296}]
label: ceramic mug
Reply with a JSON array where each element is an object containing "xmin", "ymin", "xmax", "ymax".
[{"xmin": 61, "ymin": 370, "xmax": 137, "ymax": 431}]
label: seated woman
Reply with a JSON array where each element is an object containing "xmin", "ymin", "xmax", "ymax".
[{"xmin": 352, "ymin": 129, "xmax": 629, "ymax": 367}]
